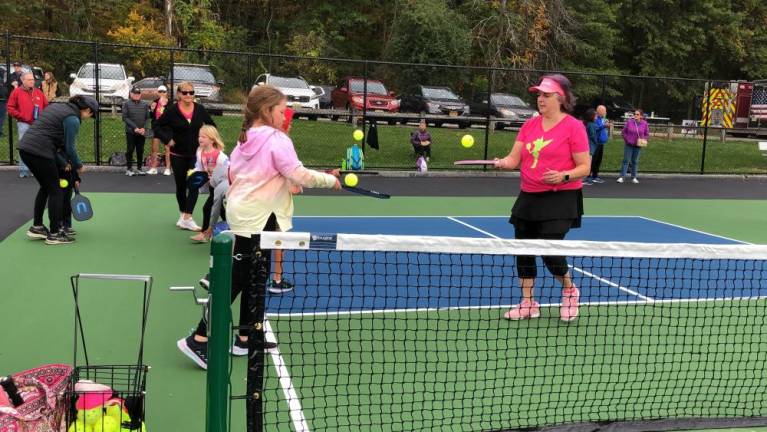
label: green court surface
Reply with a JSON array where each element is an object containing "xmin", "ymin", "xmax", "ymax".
[{"xmin": 2, "ymin": 194, "xmax": 767, "ymax": 431}]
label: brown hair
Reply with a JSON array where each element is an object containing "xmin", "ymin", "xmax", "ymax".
[
  {"xmin": 199, "ymin": 125, "xmax": 225, "ymax": 151},
  {"xmin": 238, "ymin": 85, "xmax": 286, "ymax": 143},
  {"xmin": 540, "ymin": 74, "xmax": 576, "ymax": 113}
]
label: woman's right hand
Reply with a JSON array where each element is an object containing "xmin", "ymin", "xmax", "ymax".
[
  {"xmin": 168, "ymin": 139, "xmax": 175, "ymax": 147},
  {"xmin": 493, "ymin": 158, "xmax": 504, "ymax": 169}
]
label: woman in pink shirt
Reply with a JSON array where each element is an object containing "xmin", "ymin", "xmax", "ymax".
[
  {"xmin": 494, "ymin": 74, "xmax": 591, "ymax": 322},
  {"xmin": 177, "ymin": 85, "xmax": 340, "ymax": 369}
]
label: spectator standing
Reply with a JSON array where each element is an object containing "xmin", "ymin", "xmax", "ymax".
[
  {"xmin": 617, "ymin": 109, "xmax": 649, "ymax": 184},
  {"xmin": 8, "ymin": 62, "xmax": 24, "ymax": 89},
  {"xmin": 146, "ymin": 85, "xmax": 171, "ymax": 175},
  {"xmin": 154, "ymin": 81, "xmax": 216, "ymax": 230},
  {"xmin": 42, "ymin": 71, "xmax": 58, "ymax": 102},
  {"xmin": 8, "ymin": 71, "xmax": 49, "ymax": 178},
  {"xmin": 122, "ymin": 87, "xmax": 151, "ymax": 176},
  {"xmin": 582, "ymin": 109, "xmax": 598, "ymax": 186},
  {"xmin": 588, "ymin": 105, "xmax": 609, "ymax": 183}
]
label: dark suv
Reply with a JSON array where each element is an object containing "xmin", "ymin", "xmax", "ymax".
[
  {"xmin": 400, "ymin": 85, "xmax": 471, "ymax": 128},
  {"xmin": 470, "ymin": 92, "xmax": 537, "ymax": 129},
  {"xmin": 330, "ymin": 77, "xmax": 400, "ymax": 123},
  {"xmin": 168, "ymin": 63, "xmax": 223, "ymax": 103}
]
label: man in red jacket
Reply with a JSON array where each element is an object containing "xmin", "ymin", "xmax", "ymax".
[{"xmin": 8, "ymin": 72, "xmax": 48, "ymax": 177}]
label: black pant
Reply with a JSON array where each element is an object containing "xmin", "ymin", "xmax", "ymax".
[
  {"xmin": 413, "ymin": 143, "xmax": 431, "ymax": 158},
  {"xmin": 170, "ymin": 155, "xmax": 198, "ymax": 213},
  {"xmin": 590, "ymin": 144, "xmax": 604, "ymax": 177},
  {"xmin": 200, "ymin": 185, "xmax": 214, "ymax": 231},
  {"xmin": 59, "ymin": 169, "xmax": 77, "ymax": 228},
  {"xmin": 195, "ymin": 214, "xmax": 278, "ymax": 337},
  {"xmin": 515, "ymin": 226, "xmax": 569, "ymax": 279},
  {"xmin": 20, "ymin": 150, "xmax": 64, "ymax": 232},
  {"xmin": 126, "ymin": 133, "xmax": 145, "ymax": 170}
]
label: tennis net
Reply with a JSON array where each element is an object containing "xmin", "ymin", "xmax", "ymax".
[{"xmin": 252, "ymin": 232, "xmax": 767, "ymax": 431}]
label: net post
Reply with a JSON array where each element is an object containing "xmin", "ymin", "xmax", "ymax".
[{"xmin": 206, "ymin": 232, "xmax": 234, "ymax": 432}]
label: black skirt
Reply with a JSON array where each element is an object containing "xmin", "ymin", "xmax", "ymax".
[{"xmin": 510, "ymin": 189, "xmax": 584, "ymax": 233}]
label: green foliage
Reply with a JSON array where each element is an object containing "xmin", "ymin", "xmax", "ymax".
[
  {"xmin": 385, "ymin": 0, "xmax": 472, "ymax": 92},
  {"xmin": 107, "ymin": 7, "xmax": 175, "ymax": 77}
]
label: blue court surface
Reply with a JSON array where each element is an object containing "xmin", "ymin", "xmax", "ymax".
[{"xmin": 267, "ymin": 216, "xmax": 765, "ymax": 315}]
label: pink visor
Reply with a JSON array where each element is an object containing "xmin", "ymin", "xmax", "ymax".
[{"xmin": 529, "ymin": 77, "xmax": 565, "ymax": 97}]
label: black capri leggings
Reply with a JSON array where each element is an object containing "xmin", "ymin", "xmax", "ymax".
[
  {"xmin": 195, "ymin": 214, "xmax": 278, "ymax": 338},
  {"xmin": 170, "ymin": 155, "xmax": 198, "ymax": 213},
  {"xmin": 515, "ymin": 226, "xmax": 569, "ymax": 279},
  {"xmin": 19, "ymin": 150, "xmax": 64, "ymax": 232}
]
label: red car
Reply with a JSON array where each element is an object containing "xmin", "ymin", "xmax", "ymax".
[{"xmin": 330, "ymin": 77, "xmax": 400, "ymax": 123}]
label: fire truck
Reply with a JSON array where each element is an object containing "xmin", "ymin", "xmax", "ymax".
[{"xmin": 701, "ymin": 80, "xmax": 767, "ymax": 135}]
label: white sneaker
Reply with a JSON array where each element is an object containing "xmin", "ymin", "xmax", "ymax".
[
  {"xmin": 631, "ymin": 178, "xmax": 639, "ymax": 184},
  {"xmin": 176, "ymin": 215, "xmax": 184, "ymax": 228},
  {"xmin": 135, "ymin": 169, "xmax": 147, "ymax": 176},
  {"xmin": 125, "ymin": 170, "xmax": 135, "ymax": 177},
  {"xmin": 179, "ymin": 218, "xmax": 201, "ymax": 231},
  {"xmin": 616, "ymin": 177, "xmax": 624, "ymax": 183},
  {"xmin": 163, "ymin": 168, "xmax": 172, "ymax": 176},
  {"xmin": 146, "ymin": 167, "xmax": 158, "ymax": 175}
]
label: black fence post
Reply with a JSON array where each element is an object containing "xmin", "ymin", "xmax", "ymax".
[
  {"xmin": 169, "ymin": 49, "xmax": 175, "ymax": 101},
  {"xmin": 700, "ymin": 78, "xmax": 712, "ymax": 174},
  {"xmin": 5, "ymin": 31, "xmax": 13, "ymax": 165},
  {"xmin": 482, "ymin": 68, "xmax": 493, "ymax": 171},
  {"xmin": 246, "ymin": 53, "xmax": 253, "ymax": 94},
  {"xmin": 361, "ymin": 60, "xmax": 368, "ymax": 153},
  {"xmin": 93, "ymin": 42, "xmax": 101, "ymax": 165}
]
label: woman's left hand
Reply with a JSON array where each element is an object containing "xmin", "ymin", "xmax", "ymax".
[{"xmin": 542, "ymin": 169, "xmax": 566, "ymax": 184}]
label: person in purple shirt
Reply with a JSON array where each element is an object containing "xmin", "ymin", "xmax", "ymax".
[
  {"xmin": 618, "ymin": 109, "xmax": 649, "ymax": 184},
  {"xmin": 410, "ymin": 119, "xmax": 432, "ymax": 161}
]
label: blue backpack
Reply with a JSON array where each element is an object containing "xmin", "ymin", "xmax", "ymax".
[{"xmin": 341, "ymin": 143, "xmax": 364, "ymax": 170}]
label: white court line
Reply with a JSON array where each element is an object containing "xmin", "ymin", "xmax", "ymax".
[
  {"xmin": 267, "ymin": 295, "xmax": 767, "ymax": 318},
  {"xmin": 264, "ymin": 320, "xmax": 310, "ymax": 432},
  {"xmin": 636, "ymin": 215, "xmax": 750, "ymax": 245},
  {"xmin": 446, "ymin": 216, "xmax": 653, "ymax": 301}
]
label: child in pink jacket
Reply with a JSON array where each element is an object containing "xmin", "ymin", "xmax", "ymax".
[{"xmin": 177, "ymin": 85, "xmax": 340, "ymax": 369}]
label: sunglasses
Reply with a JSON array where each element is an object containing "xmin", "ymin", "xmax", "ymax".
[
  {"xmin": 180, "ymin": 90, "xmax": 195, "ymax": 96},
  {"xmin": 158, "ymin": 90, "xmax": 167, "ymax": 93}
]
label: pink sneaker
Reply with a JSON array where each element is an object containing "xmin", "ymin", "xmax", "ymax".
[
  {"xmin": 560, "ymin": 286, "xmax": 580, "ymax": 322},
  {"xmin": 503, "ymin": 299, "xmax": 541, "ymax": 320}
]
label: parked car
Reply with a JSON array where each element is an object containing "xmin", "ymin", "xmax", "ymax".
[
  {"xmin": 254, "ymin": 74, "xmax": 320, "ymax": 111},
  {"xmin": 68, "ymin": 63, "xmax": 134, "ymax": 105},
  {"xmin": 131, "ymin": 77, "xmax": 167, "ymax": 102},
  {"xmin": 400, "ymin": 85, "xmax": 471, "ymax": 128},
  {"xmin": 471, "ymin": 92, "xmax": 537, "ymax": 129},
  {"xmin": 312, "ymin": 84, "xmax": 334, "ymax": 109},
  {"xmin": 168, "ymin": 63, "xmax": 223, "ymax": 103},
  {"xmin": 330, "ymin": 77, "xmax": 400, "ymax": 124},
  {"xmin": 574, "ymin": 97, "xmax": 634, "ymax": 121}
]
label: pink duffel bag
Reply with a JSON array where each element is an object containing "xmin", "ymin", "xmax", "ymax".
[{"xmin": 0, "ymin": 364, "xmax": 73, "ymax": 432}]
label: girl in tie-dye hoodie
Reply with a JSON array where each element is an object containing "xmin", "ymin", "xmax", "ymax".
[{"xmin": 177, "ymin": 85, "xmax": 339, "ymax": 369}]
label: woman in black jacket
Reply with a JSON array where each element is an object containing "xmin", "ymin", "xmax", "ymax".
[{"xmin": 154, "ymin": 81, "xmax": 216, "ymax": 231}]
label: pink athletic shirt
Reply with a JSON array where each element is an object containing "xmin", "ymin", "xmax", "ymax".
[{"xmin": 516, "ymin": 114, "xmax": 589, "ymax": 193}]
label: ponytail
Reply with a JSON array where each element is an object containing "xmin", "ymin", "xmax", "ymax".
[{"xmin": 238, "ymin": 85, "xmax": 286, "ymax": 143}]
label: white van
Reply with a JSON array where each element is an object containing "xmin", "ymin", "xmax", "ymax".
[
  {"xmin": 69, "ymin": 63, "xmax": 134, "ymax": 105},
  {"xmin": 254, "ymin": 74, "xmax": 320, "ymax": 110}
]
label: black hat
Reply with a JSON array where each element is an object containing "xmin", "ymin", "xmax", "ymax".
[
  {"xmin": 79, "ymin": 96, "xmax": 99, "ymax": 113},
  {"xmin": 130, "ymin": 87, "xmax": 141, "ymax": 94}
]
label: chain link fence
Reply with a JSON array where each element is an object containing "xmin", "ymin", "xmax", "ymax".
[{"xmin": 2, "ymin": 33, "xmax": 766, "ymax": 174}]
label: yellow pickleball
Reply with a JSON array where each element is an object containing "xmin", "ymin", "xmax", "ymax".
[
  {"xmin": 59, "ymin": 179, "xmax": 69, "ymax": 188},
  {"xmin": 461, "ymin": 134, "xmax": 475, "ymax": 148},
  {"xmin": 187, "ymin": 169, "xmax": 194, "ymax": 177},
  {"xmin": 353, "ymin": 129, "xmax": 364, "ymax": 141},
  {"xmin": 344, "ymin": 173, "xmax": 359, "ymax": 187}
]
